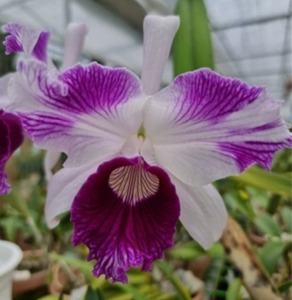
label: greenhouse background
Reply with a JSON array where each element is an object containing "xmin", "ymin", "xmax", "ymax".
[{"xmin": 0, "ymin": 0, "xmax": 291, "ymax": 299}]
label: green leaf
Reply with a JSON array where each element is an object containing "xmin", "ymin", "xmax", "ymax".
[
  {"xmin": 167, "ymin": 241, "xmax": 205, "ymax": 259},
  {"xmin": 85, "ymin": 287, "xmax": 105, "ymax": 300},
  {"xmin": 226, "ymin": 279, "xmax": 242, "ymax": 300},
  {"xmin": 115, "ymin": 285, "xmax": 149, "ymax": 300},
  {"xmin": 38, "ymin": 296, "xmax": 59, "ymax": 300},
  {"xmin": 254, "ymin": 215, "xmax": 281, "ymax": 236},
  {"xmin": 277, "ymin": 279, "xmax": 292, "ymax": 292},
  {"xmin": 204, "ymin": 243, "xmax": 226, "ymax": 299},
  {"xmin": 281, "ymin": 207, "xmax": 292, "ymax": 232},
  {"xmin": 156, "ymin": 260, "xmax": 191, "ymax": 300},
  {"xmin": 207, "ymin": 243, "xmax": 225, "ymax": 258},
  {"xmin": 259, "ymin": 241, "xmax": 286, "ymax": 274},
  {"xmin": 204, "ymin": 253, "xmax": 227, "ymax": 299},
  {"xmin": 0, "ymin": 216, "xmax": 25, "ymax": 240},
  {"xmin": 173, "ymin": 0, "xmax": 214, "ymax": 75},
  {"xmin": 58, "ymin": 293, "xmax": 64, "ymax": 300},
  {"xmin": 224, "ymin": 190, "xmax": 255, "ymax": 220},
  {"xmin": 49, "ymin": 253, "xmax": 94, "ymax": 281},
  {"xmin": 154, "ymin": 295, "xmax": 176, "ymax": 300},
  {"xmin": 127, "ymin": 269, "xmax": 152, "ymax": 285},
  {"xmin": 230, "ymin": 167, "xmax": 291, "ymax": 197}
]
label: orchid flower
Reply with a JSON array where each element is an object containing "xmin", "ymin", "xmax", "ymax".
[
  {"xmin": 0, "ymin": 110, "xmax": 23, "ymax": 194},
  {"xmin": 3, "ymin": 15, "xmax": 292, "ymax": 283},
  {"xmin": 0, "ymin": 23, "xmax": 43, "ymax": 194},
  {"xmin": 0, "ymin": 24, "xmax": 49, "ymax": 195},
  {"xmin": 2, "ymin": 22, "xmax": 88, "ymax": 180}
]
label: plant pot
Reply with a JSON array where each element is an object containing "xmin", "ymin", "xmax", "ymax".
[{"xmin": 0, "ymin": 240, "xmax": 23, "ymax": 300}]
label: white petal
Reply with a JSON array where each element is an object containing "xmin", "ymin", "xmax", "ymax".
[
  {"xmin": 0, "ymin": 73, "xmax": 13, "ymax": 108},
  {"xmin": 143, "ymin": 69, "xmax": 292, "ymax": 185},
  {"xmin": 45, "ymin": 161, "xmax": 99, "ymax": 228},
  {"xmin": 44, "ymin": 150, "xmax": 61, "ymax": 180},
  {"xmin": 60, "ymin": 23, "xmax": 88, "ymax": 71},
  {"xmin": 141, "ymin": 15, "xmax": 179, "ymax": 95},
  {"xmin": 9, "ymin": 60, "xmax": 146, "ymax": 167},
  {"xmin": 172, "ymin": 177, "xmax": 227, "ymax": 249}
]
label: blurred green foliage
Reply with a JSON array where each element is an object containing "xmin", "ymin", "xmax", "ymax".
[
  {"xmin": 173, "ymin": 0, "xmax": 214, "ymax": 73},
  {"xmin": 0, "ymin": 33, "xmax": 15, "ymax": 75}
]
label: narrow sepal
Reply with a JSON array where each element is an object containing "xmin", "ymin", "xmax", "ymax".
[{"xmin": 141, "ymin": 15, "xmax": 179, "ymax": 95}]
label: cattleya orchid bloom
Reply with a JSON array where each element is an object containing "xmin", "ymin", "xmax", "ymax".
[
  {"xmin": 0, "ymin": 23, "xmax": 49, "ymax": 195},
  {"xmin": 0, "ymin": 110, "xmax": 23, "ymax": 194},
  {"xmin": 3, "ymin": 15, "xmax": 292, "ymax": 282},
  {"xmin": 1, "ymin": 22, "xmax": 88, "ymax": 180},
  {"xmin": 0, "ymin": 22, "xmax": 87, "ymax": 194}
]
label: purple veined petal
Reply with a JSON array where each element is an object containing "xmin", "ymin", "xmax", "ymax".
[
  {"xmin": 143, "ymin": 69, "xmax": 292, "ymax": 185},
  {"xmin": 60, "ymin": 23, "xmax": 88, "ymax": 72},
  {"xmin": 0, "ymin": 111, "xmax": 23, "ymax": 195},
  {"xmin": 44, "ymin": 23, "xmax": 88, "ymax": 175},
  {"xmin": 141, "ymin": 15, "xmax": 179, "ymax": 95},
  {"xmin": 45, "ymin": 161, "xmax": 101, "ymax": 228},
  {"xmin": 7, "ymin": 60, "xmax": 66, "ymax": 114},
  {"xmin": 2, "ymin": 23, "xmax": 50, "ymax": 62},
  {"xmin": 71, "ymin": 156, "xmax": 180, "ymax": 283},
  {"xmin": 8, "ymin": 59, "xmax": 145, "ymax": 166},
  {"xmin": 172, "ymin": 176, "xmax": 227, "ymax": 249}
]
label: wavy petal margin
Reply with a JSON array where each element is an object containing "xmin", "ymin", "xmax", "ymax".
[
  {"xmin": 2, "ymin": 23, "xmax": 49, "ymax": 62},
  {"xmin": 71, "ymin": 157, "xmax": 180, "ymax": 282}
]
